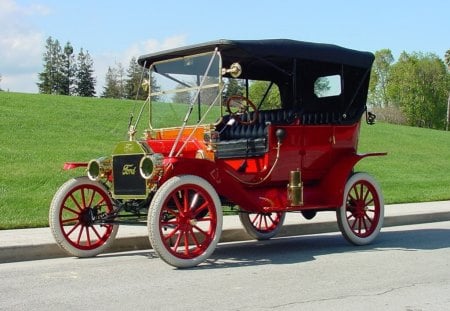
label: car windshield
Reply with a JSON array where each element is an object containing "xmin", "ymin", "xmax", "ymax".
[{"xmin": 146, "ymin": 51, "xmax": 222, "ymax": 130}]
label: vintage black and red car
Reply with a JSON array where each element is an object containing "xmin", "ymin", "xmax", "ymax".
[{"xmin": 49, "ymin": 39, "xmax": 386, "ymax": 268}]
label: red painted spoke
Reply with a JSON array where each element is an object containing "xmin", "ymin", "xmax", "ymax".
[
  {"xmin": 171, "ymin": 193, "xmax": 184, "ymax": 215},
  {"xmin": 183, "ymin": 231, "xmax": 190, "ymax": 255},
  {"xmin": 348, "ymin": 192, "xmax": 357, "ymax": 203},
  {"xmin": 77, "ymin": 226, "xmax": 85, "ymax": 245},
  {"xmin": 65, "ymin": 222, "xmax": 81, "ymax": 236},
  {"xmin": 86, "ymin": 227, "xmax": 92, "ymax": 247},
  {"xmin": 90, "ymin": 225, "xmax": 103, "ymax": 240},
  {"xmin": 86, "ymin": 189, "xmax": 96, "ymax": 208},
  {"xmin": 192, "ymin": 232, "xmax": 202, "ymax": 249},
  {"xmin": 81, "ymin": 188, "xmax": 87, "ymax": 210},
  {"xmin": 183, "ymin": 189, "xmax": 189, "ymax": 213},
  {"xmin": 164, "ymin": 225, "xmax": 181, "ymax": 240},
  {"xmin": 62, "ymin": 217, "xmax": 79, "ymax": 224},
  {"xmin": 172, "ymin": 231, "xmax": 183, "ymax": 251},
  {"xmin": 365, "ymin": 198, "xmax": 374, "ymax": 207},
  {"xmin": 192, "ymin": 201, "xmax": 209, "ymax": 218},
  {"xmin": 268, "ymin": 214, "xmax": 277, "ymax": 226},
  {"xmin": 94, "ymin": 197, "xmax": 105, "ymax": 210},
  {"xmin": 350, "ymin": 216, "xmax": 357, "ymax": 230},
  {"xmin": 63, "ymin": 205, "xmax": 80, "ymax": 216},
  {"xmin": 193, "ymin": 225, "xmax": 209, "ymax": 238},
  {"xmin": 358, "ymin": 217, "xmax": 363, "ymax": 234},
  {"xmin": 363, "ymin": 187, "xmax": 370, "ymax": 203},
  {"xmin": 70, "ymin": 193, "xmax": 83, "ymax": 212}
]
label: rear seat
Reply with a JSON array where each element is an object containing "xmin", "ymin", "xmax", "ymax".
[{"xmin": 301, "ymin": 111, "xmax": 343, "ymax": 125}]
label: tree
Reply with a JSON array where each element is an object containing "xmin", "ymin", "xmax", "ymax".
[
  {"xmin": 223, "ymin": 78, "xmax": 244, "ymax": 100},
  {"xmin": 125, "ymin": 57, "xmax": 147, "ymax": 100},
  {"xmin": 37, "ymin": 37, "xmax": 79, "ymax": 95},
  {"xmin": 61, "ymin": 42, "xmax": 75, "ymax": 95},
  {"xmin": 75, "ymin": 49, "xmax": 96, "ymax": 97},
  {"xmin": 0, "ymin": 73, "xmax": 2, "ymax": 91},
  {"xmin": 101, "ymin": 62, "xmax": 126, "ymax": 99},
  {"xmin": 37, "ymin": 37, "xmax": 63, "ymax": 94},
  {"xmin": 387, "ymin": 52, "xmax": 449, "ymax": 129},
  {"xmin": 445, "ymin": 49, "xmax": 450, "ymax": 130},
  {"xmin": 248, "ymin": 80, "xmax": 281, "ymax": 109},
  {"xmin": 368, "ymin": 49, "xmax": 394, "ymax": 107}
]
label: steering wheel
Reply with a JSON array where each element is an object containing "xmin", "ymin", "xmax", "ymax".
[{"xmin": 225, "ymin": 95, "xmax": 259, "ymax": 125}]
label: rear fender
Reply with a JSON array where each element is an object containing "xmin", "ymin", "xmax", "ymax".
[{"xmin": 321, "ymin": 152, "xmax": 387, "ymax": 206}]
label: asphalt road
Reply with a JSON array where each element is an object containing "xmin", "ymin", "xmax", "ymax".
[{"xmin": 1, "ymin": 221, "xmax": 450, "ymax": 310}]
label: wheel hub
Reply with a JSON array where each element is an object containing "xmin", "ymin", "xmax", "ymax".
[{"xmin": 79, "ymin": 208, "xmax": 95, "ymax": 226}]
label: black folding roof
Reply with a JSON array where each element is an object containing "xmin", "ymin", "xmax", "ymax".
[{"xmin": 137, "ymin": 39, "xmax": 374, "ymax": 69}]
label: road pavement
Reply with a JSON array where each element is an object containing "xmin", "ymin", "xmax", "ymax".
[{"xmin": 1, "ymin": 201, "xmax": 449, "ymax": 263}]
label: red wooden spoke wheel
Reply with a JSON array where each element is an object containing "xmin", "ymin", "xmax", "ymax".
[
  {"xmin": 239, "ymin": 211, "xmax": 285, "ymax": 240},
  {"xmin": 49, "ymin": 177, "xmax": 118, "ymax": 257},
  {"xmin": 148, "ymin": 175, "xmax": 222, "ymax": 268},
  {"xmin": 337, "ymin": 173, "xmax": 384, "ymax": 245}
]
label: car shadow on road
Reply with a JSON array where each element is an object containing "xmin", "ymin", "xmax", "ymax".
[{"xmin": 194, "ymin": 226, "xmax": 450, "ymax": 269}]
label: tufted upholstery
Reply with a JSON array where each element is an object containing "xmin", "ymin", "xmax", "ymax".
[
  {"xmin": 215, "ymin": 109, "xmax": 296, "ymax": 158},
  {"xmin": 301, "ymin": 111, "xmax": 343, "ymax": 125}
]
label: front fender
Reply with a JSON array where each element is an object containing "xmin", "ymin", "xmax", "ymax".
[
  {"xmin": 63, "ymin": 162, "xmax": 88, "ymax": 170},
  {"xmin": 321, "ymin": 152, "xmax": 387, "ymax": 206}
]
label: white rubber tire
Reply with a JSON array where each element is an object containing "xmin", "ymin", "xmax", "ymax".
[
  {"xmin": 49, "ymin": 177, "xmax": 118, "ymax": 257},
  {"xmin": 239, "ymin": 212, "xmax": 285, "ymax": 240},
  {"xmin": 337, "ymin": 172, "xmax": 384, "ymax": 245},
  {"xmin": 148, "ymin": 175, "xmax": 223, "ymax": 268}
]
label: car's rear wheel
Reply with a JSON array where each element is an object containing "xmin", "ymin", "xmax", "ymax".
[
  {"xmin": 49, "ymin": 177, "xmax": 118, "ymax": 257},
  {"xmin": 239, "ymin": 211, "xmax": 285, "ymax": 240},
  {"xmin": 148, "ymin": 175, "xmax": 222, "ymax": 268},
  {"xmin": 337, "ymin": 172, "xmax": 384, "ymax": 245}
]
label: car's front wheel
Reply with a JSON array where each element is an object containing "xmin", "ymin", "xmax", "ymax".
[
  {"xmin": 148, "ymin": 175, "xmax": 223, "ymax": 268},
  {"xmin": 49, "ymin": 177, "xmax": 118, "ymax": 257}
]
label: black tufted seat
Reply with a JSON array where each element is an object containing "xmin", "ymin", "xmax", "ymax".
[
  {"xmin": 215, "ymin": 109, "xmax": 296, "ymax": 158},
  {"xmin": 301, "ymin": 111, "xmax": 343, "ymax": 125}
]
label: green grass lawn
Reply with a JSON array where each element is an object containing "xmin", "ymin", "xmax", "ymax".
[{"xmin": 1, "ymin": 92, "xmax": 449, "ymax": 229}]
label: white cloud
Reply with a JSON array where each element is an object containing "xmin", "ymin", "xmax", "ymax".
[
  {"xmin": 93, "ymin": 35, "xmax": 187, "ymax": 95},
  {"xmin": 0, "ymin": 0, "xmax": 50, "ymax": 93}
]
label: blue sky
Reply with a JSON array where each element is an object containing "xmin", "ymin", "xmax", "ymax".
[{"xmin": 0, "ymin": 0, "xmax": 448, "ymax": 94}]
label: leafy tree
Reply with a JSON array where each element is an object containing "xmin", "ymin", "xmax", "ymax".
[
  {"xmin": 387, "ymin": 52, "xmax": 449, "ymax": 129},
  {"xmin": 445, "ymin": 49, "xmax": 450, "ymax": 130},
  {"xmin": 248, "ymin": 80, "xmax": 281, "ymax": 109},
  {"xmin": 0, "ymin": 73, "xmax": 2, "ymax": 91},
  {"xmin": 75, "ymin": 49, "xmax": 96, "ymax": 97},
  {"xmin": 369, "ymin": 49, "xmax": 394, "ymax": 107}
]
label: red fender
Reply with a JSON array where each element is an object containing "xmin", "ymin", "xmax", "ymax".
[
  {"xmin": 63, "ymin": 162, "xmax": 88, "ymax": 170},
  {"xmin": 320, "ymin": 152, "xmax": 387, "ymax": 207}
]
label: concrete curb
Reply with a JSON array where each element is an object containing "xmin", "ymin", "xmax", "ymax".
[{"xmin": 1, "ymin": 201, "xmax": 450, "ymax": 263}]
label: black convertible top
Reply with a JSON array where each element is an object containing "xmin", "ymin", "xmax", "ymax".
[
  {"xmin": 138, "ymin": 39, "xmax": 374, "ymax": 124},
  {"xmin": 138, "ymin": 39, "xmax": 374, "ymax": 69}
]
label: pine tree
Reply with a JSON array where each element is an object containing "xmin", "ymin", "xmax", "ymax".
[
  {"xmin": 125, "ymin": 57, "xmax": 147, "ymax": 100},
  {"xmin": 37, "ymin": 37, "xmax": 64, "ymax": 94},
  {"xmin": 75, "ymin": 49, "xmax": 96, "ymax": 97},
  {"xmin": 61, "ymin": 42, "xmax": 75, "ymax": 95},
  {"xmin": 102, "ymin": 66, "xmax": 121, "ymax": 98}
]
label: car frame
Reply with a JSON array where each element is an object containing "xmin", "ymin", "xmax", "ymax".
[{"xmin": 49, "ymin": 39, "xmax": 386, "ymax": 268}]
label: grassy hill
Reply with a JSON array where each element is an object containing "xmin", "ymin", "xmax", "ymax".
[{"xmin": 1, "ymin": 92, "xmax": 449, "ymax": 229}]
